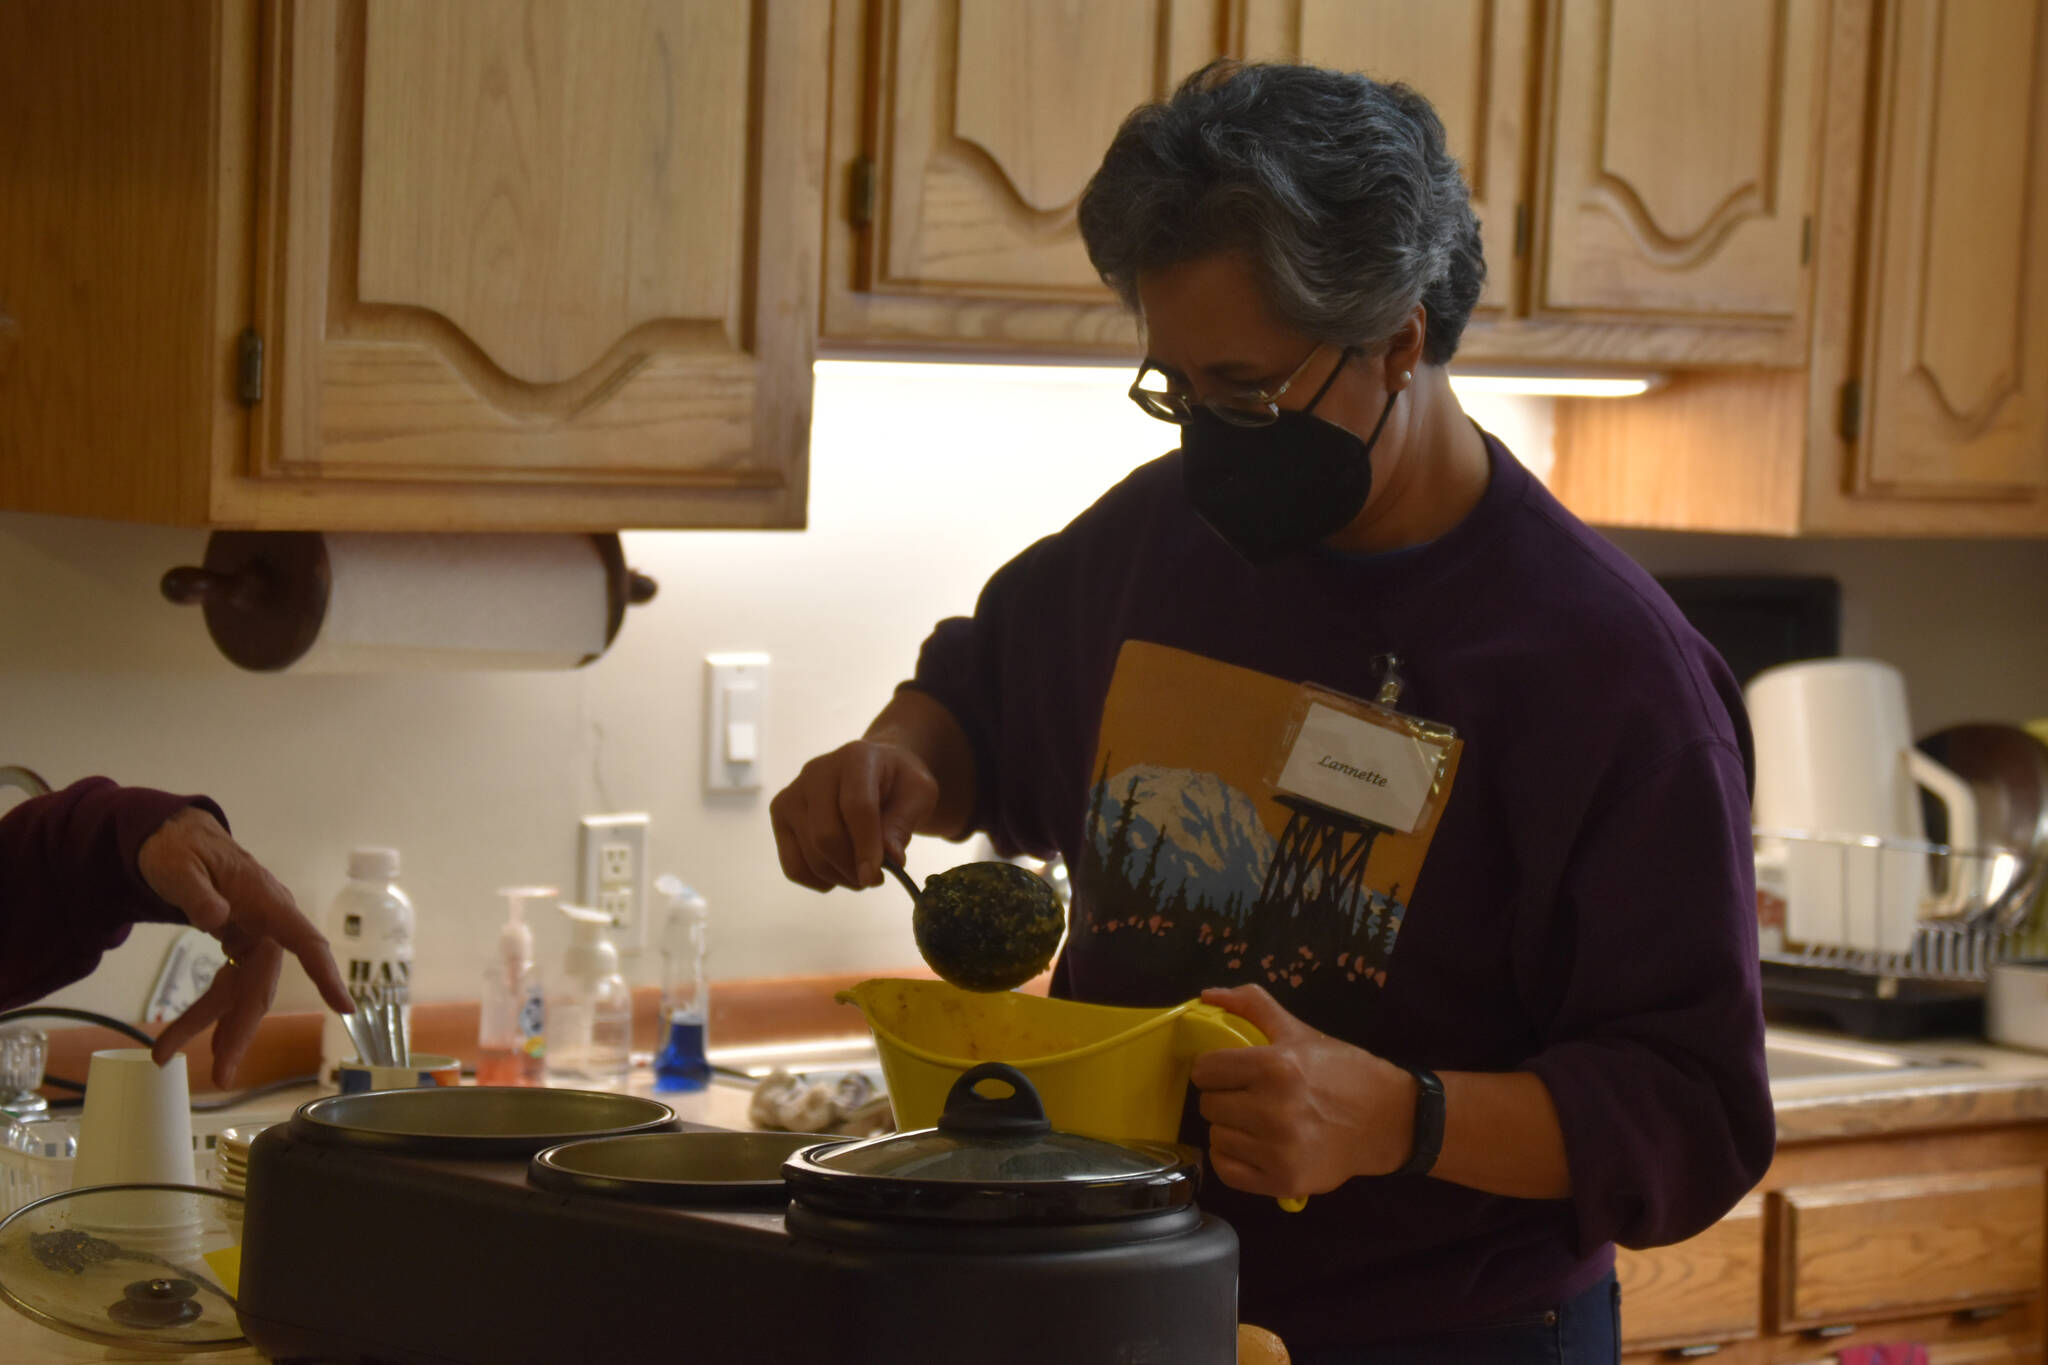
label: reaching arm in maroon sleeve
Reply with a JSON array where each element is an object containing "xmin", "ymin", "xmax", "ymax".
[{"xmin": 0, "ymin": 777, "xmax": 216, "ymax": 1011}]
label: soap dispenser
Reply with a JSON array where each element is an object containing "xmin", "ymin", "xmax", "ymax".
[
  {"xmin": 555, "ymin": 903, "xmax": 633, "ymax": 1079},
  {"xmin": 478, "ymin": 886, "xmax": 550, "ymax": 1086}
]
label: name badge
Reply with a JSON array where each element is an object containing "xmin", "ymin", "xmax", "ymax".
[{"xmin": 1273, "ymin": 698, "xmax": 1451, "ymax": 833}]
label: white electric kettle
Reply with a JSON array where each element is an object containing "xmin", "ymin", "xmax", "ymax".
[{"xmin": 1747, "ymin": 659, "xmax": 1978, "ymax": 955}]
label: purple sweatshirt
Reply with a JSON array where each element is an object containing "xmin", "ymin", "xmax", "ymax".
[
  {"xmin": 909, "ymin": 434, "xmax": 1773, "ymax": 1348},
  {"xmin": 0, "ymin": 778, "xmax": 216, "ymax": 1010}
]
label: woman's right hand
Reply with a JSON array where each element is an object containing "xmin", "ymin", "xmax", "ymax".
[{"xmin": 770, "ymin": 740, "xmax": 941, "ymax": 891}]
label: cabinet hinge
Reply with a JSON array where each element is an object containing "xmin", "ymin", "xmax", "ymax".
[
  {"xmin": 1837, "ymin": 377, "xmax": 1862, "ymax": 442},
  {"xmin": 1513, "ymin": 202, "xmax": 1529, "ymax": 258},
  {"xmin": 1801, "ymin": 215, "xmax": 1813, "ymax": 267},
  {"xmin": 849, "ymin": 155, "xmax": 877, "ymax": 230},
  {"xmin": 235, "ymin": 328, "xmax": 264, "ymax": 406}
]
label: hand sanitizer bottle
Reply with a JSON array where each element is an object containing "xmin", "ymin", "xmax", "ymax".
[
  {"xmin": 556, "ymin": 903, "xmax": 632, "ymax": 1078},
  {"xmin": 652, "ymin": 876, "xmax": 711, "ymax": 1093},
  {"xmin": 478, "ymin": 887, "xmax": 549, "ymax": 1086}
]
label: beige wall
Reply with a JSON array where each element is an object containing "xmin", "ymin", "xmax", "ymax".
[{"xmin": 3, "ymin": 365, "xmax": 2043, "ymax": 1024}]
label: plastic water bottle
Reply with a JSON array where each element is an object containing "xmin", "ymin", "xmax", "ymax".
[
  {"xmin": 318, "ymin": 848, "xmax": 414, "ymax": 1084},
  {"xmin": 652, "ymin": 877, "xmax": 710, "ymax": 1093}
]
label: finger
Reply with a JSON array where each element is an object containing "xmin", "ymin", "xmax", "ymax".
[
  {"xmin": 1200, "ymin": 983, "xmax": 1305, "ymax": 1045},
  {"xmin": 876, "ymin": 758, "xmax": 935, "ymax": 867},
  {"xmin": 1191, "ymin": 1044, "xmax": 1275, "ymax": 1093},
  {"xmin": 1207, "ymin": 1129, "xmax": 1281, "ymax": 1197},
  {"xmin": 236, "ymin": 873, "xmax": 355, "ymax": 1016},
  {"xmin": 836, "ymin": 758, "xmax": 888, "ymax": 888},
  {"xmin": 1198, "ymin": 1089, "xmax": 1281, "ymax": 1139},
  {"xmin": 792, "ymin": 807, "xmax": 860, "ymax": 890},
  {"xmin": 151, "ymin": 975, "xmax": 238, "ymax": 1069},
  {"xmin": 208, "ymin": 944, "xmax": 283, "ymax": 1088},
  {"xmin": 771, "ymin": 793, "xmax": 834, "ymax": 892}
]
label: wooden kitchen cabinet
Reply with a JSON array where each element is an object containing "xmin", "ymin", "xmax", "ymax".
[
  {"xmin": 0, "ymin": 0, "xmax": 827, "ymax": 531},
  {"xmin": 819, "ymin": 0, "xmax": 1223, "ymax": 355},
  {"xmin": 1614, "ymin": 1193, "xmax": 1766, "ymax": 1352},
  {"xmin": 1525, "ymin": 0, "xmax": 1826, "ymax": 366},
  {"xmin": 1549, "ymin": 0, "xmax": 2048, "ymax": 536},
  {"xmin": 1232, "ymin": 0, "xmax": 1535, "ymax": 327},
  {"xmin": 1618, "ymin": 1125, "xmax": 2048, "ymax": 1364},
  {"xmin": 824, "ymin": 0, "xmax": 1824, "ymax": 370}
]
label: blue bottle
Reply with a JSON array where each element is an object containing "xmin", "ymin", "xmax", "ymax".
[{"xmin": 652, "ymin": 877, "xmax": 711, "ymax": 1092}]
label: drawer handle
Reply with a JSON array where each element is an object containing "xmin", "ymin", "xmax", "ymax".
[
  {"xmin": 1807, "ymin": 1324, "xmax": 1858, "ymax": 1339},
  {"xmin": 1956, "ymin": 1304, "xmax": 2012, "ymax": 1324},
  {"xmin": 1668, "ymin": 1345, "xmax": 1723, "ymax": 1359}
]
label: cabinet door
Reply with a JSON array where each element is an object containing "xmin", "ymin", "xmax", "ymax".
[
  {"xmin": 1774, "ymin": 1167, "xmax": 2045, "ymax": 1330},
  {"xmin": 1535, "ymin": 0, "xmax": 1826, "ymax": 354},
  {"xmin": 826, "ymin": 0, "xmax": 1223, "ymax": 353},
  {"xmin": 1236, "ymin": 0, "xmax": 1535, "ymax": 323},
  {"xmin": 240, "ymin": 0, "xmax": 826, "ymax": 530},
  {"xmin": 1854, "ymin": 0, "xmax": 2048, "ymax": 500},
  {"xmin": 1614, "ymin": 1193, "xmax": 1763, "ymax": 1352}
]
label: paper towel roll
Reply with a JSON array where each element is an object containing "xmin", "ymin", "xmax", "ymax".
[{"xmin": 163, "ymin": 532, "xmax": 656, "ymax": 672}]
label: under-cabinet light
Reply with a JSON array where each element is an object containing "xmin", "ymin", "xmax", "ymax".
[{"xmin": 1448, "ymin": 374, "xmax": 1660, "ymax": 398}]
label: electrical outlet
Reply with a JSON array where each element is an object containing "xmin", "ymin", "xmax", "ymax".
[
  {"xmin": 578, "ymin": 813, "xmax": 650, "ymax": 952},
  {"xmin": 597, "ymin": 887, "xmax": 634, "ymax": 924},
  {"xmin": 600, "ymin": 842, "xmax": 634, "ymax": 885}
]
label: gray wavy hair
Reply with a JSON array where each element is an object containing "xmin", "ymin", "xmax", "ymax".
[{"xmin": 1078, "ymin": 60, "xmax": 1485, "ymax": 366}]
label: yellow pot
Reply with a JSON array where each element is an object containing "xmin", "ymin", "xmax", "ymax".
[{"xmin": 835, "ymin": 978, "xmax": 1268, "ymax": 1146}]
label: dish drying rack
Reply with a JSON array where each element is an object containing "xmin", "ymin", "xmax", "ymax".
[{"xmin": 1756, "ymin": 828, "xmax": 2044, "ymax": 1038}]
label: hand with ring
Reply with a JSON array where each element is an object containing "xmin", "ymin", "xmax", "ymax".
[{"xmin": 136, "ymin": 807, "xmax": 354, "ymax": 1087}]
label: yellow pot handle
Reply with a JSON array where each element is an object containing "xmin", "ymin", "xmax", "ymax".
[
  {"xmin": 1173, "ymin": 1001, "xmax": 1269, "ymax": 1056},
  {"xmin": 1174, "ymin": 1003, "xmax": 1310, "ymax": 1214}
]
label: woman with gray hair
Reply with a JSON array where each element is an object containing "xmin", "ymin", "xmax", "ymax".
[{"xmin": 772, "ymin": 61, "xmax": 1770, "ymax": 1363}]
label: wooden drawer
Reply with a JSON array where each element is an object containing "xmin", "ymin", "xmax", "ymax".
[
  {"xmin": 1775, "ymin": 1167, "xmax": 2045, "ymax": 1330},
  {"xmin": 1618, "ymin": 1193, "xmax": 1765, "ymax": 1351}
]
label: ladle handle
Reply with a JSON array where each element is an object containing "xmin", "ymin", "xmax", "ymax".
[{"xmin": 882, "ymin": 860, "xmax": 922, "ymax": 902}]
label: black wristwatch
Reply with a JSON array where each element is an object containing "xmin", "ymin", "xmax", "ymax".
[{"xmin": 1393, "ymin": 1065, "xmax": 1445, "ymax": 1177}]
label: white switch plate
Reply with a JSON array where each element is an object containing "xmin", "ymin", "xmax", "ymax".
[
  {"xmin": 578, "ymin": 813, "xmax": 650, "ymax": 952},
  {"xmin": 705, "ymin": 653, "xmax": 770, "ymax": 793}
]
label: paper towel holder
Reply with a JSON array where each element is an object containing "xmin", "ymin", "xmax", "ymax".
[{"xmin": 161, "ymin": 531, "xmax": 658, "ymax": 672}]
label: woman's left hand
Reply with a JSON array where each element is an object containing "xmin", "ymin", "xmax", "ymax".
[
  {"xmin": 137, "ymin": 807, "xmax": 355, "ymax": 1088},
  {"xmin": 1192, "ymin": 984, "xmax": 1417, "ymax": 1198}
]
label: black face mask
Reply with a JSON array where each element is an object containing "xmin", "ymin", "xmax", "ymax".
[{"xmin": 1179, "ymin": 353, "xmax": 1399, "ymax": 567}]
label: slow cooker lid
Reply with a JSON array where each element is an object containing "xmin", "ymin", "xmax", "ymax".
[
  {"xmin": 0, "ymin": 1183, "xmax": 246, "ymax": 1350},
  {"xmin": 783, "ymin": 1063, "xmax": 1198, "ymax": 1224}
]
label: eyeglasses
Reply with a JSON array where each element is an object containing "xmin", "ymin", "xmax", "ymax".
[{"xmin": 1128, "ymin": 342, "xmax": 1328, "ymax": 427}]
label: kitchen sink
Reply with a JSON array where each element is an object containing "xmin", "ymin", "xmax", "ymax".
[{"xmin": 1763, "ymin": 1031, "xmax": 1973, "ymax": 1083}]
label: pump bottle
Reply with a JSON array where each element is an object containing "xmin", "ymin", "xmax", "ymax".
[
  {"xmin": 478, "ymin": 887, "xmax": 549, "ymax": 1085},
  {"xmin": 554, "ymin": 903, "xmax": 632, "ymax": 1078}
]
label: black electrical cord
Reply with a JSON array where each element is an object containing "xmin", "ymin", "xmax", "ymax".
[
  {"xmin": 0, "ymin": 1006, "xmax": 159, "ymax": 1108},
  {"xmin": 0, "ymin": 1005, "xmax": 156, "ymax": 1048}
]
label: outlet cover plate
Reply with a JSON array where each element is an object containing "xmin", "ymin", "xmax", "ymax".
[{"xmin": 578, "ymin": 813, "xmax": 650, "ymax": 952}]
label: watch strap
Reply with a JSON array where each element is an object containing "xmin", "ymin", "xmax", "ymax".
[{"xmin": 1394, "ymin": 1065, "xmax": 1445, "ymax": 1178}]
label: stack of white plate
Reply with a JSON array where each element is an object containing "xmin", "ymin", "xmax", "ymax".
[{"xmin": 213, "ymin": 1123, "xmax": 270, "ymax": 1235}]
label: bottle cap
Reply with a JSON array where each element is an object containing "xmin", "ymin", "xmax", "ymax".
[
  {"xmin": 559, "ymin": 903, "xmax": 619, "ymax": 979},
  {"xmin": 349, "ymin": 847, "xmax": 400, "ymax": 881},
  {"xmin": 654, "ymin": 874, "xmax": 707, "ymax": 920}
]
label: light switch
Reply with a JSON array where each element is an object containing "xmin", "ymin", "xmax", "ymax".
[{"xmin": 705, "ymin": 654, "xmax": 769, "ymax": 793}]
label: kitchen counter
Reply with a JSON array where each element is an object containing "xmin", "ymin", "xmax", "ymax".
[{"xmin": 1769, "ymin": 1029, "xmax": 2048, "ymax": 1143}]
